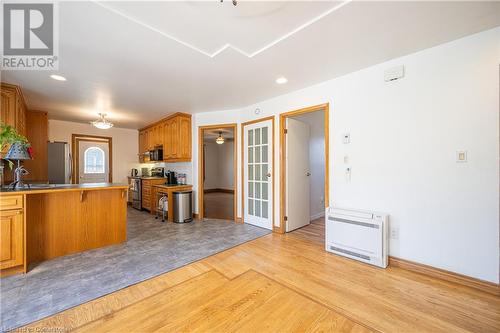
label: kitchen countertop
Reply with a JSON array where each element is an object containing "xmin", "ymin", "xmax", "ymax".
[
  {"xmin": 0, "ymin": 183, "xmax": 128, "ymax": 195},
  {"xmin": 128, "ymin": 176, "xmax": 165, "ymax": 180},
  {"xmin": 153, "ymin": 184, "xmax": 192, "ymax": 189}
]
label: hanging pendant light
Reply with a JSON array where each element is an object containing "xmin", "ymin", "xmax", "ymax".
[
  {"xmin": 215, "ymin": 131, "xmax": 225, "ymax": 144},
  {"xmin": 91, "ymin": 113, "xmax": 114, "ymax": 130}
]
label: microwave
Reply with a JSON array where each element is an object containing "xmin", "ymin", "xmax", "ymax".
[{"xmin": 149, "ymin": 147, "xmax": 163, "ymax": 161}]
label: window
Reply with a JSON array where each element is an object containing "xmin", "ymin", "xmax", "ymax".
[{"xmin": 84, "ymin": 147, "xmax": 105, "ymax": 173}]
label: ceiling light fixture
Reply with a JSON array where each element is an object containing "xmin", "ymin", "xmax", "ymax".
[
  {"xmin": 91, "ymin": 113, "xmax": 114, "ymax": 130},
  {"xmin": 50, "ymin": 74, "xmax": 67, "ymax": 81},
  {"xmin": 216, "ymin": 131, "xmax": 225, "ymax": 145},
  {"xmin": 276, "ymin": 77, "xmax": 288, "ymax": 84},
  {"xmin": 220, "ymin": 0, "xmax": 237, "ymax": 6}
]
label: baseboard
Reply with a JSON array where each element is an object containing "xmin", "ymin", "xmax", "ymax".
[
  {"xmin": 235, "ymin": 217, "xmax": 243, "ymax": 223},
  {"xmin": 310, "ymin": 212, "xmax": 325, "ymax": 221},
  {"xmin": 203, "ymin": 188, "xmax": 234, "ymax": 194},
  {"xmin": 193, "ymin": 213, "xmax": 199, "ymax": 219},
  {"xmin": 389, "ymin": 256, "xmax": 499, "ymax": 296},
  {"xmin": 0, "ymin": 265, "xmax": 25, "ymax": 277}
]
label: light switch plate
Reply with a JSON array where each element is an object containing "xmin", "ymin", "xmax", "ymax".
[
  {"xmin": 343, "ymin": 133, "xmax": 350, "ymax": 144},
  {"xmin": 456, "ymin": 150, "xmax": 467, "ymax": 162}
]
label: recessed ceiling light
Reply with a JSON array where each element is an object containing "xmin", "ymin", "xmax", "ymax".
[
  {"xmin": 276, "ymin": 77, "xmax": 288, "ymax": 84},
  {"xmin": 50, "ymin": 74, "xmax": 66, "ymax": 81}
]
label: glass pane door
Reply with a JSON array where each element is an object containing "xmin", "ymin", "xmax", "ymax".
[{"xmin": 244, "ymin": 120, "xmax": 273, "ymax": 230}]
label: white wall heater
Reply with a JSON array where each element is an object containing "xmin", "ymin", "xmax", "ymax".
[{"xmin": 325, "ymin": 207, "xmax": 388, "ymax": 268}]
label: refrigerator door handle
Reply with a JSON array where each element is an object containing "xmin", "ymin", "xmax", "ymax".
[{"xmin": 68, "ymin": 152, "xmax": 73, "ymax": 183}]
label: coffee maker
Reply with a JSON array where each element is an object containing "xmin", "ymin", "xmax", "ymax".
[{"xmin": 165, "ymin": 171, "xmax": 177, "ymax": 185}]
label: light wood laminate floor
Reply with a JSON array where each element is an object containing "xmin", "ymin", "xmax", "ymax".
[{"xmin": 23, "ymin": 218, "xmax": 500, "ymax": 332}]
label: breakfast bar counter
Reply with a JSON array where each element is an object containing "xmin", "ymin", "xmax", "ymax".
[{"xmin": 0, "ymin": 183, "xmax": 128, "ymax": 276}]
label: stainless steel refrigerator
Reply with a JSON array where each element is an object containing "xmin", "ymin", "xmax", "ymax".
[{"xmin": 48, "ymin": 142, "xmax": 72, "ymax": 184}]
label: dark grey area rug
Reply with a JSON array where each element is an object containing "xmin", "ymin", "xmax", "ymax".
[{"xmin": 0, "ymin": 208, "xmax": 270, "ymax": 330}]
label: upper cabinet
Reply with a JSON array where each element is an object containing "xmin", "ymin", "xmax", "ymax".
[
  {"xmin": 1, "ymin": 83, "xmax": 27, "ymax": 136},
  {"xmin": 1, "ymin": 83, "xmax": 27, "ymax": 157},
  {"xmin": 138, "ymin": 113, "xmax": 192, "ymax": 163},
  {"xmin": 1, "ymin": 83, "xmax": 48, "ymax": 184}
]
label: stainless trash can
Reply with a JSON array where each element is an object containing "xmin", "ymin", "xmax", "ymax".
[{"xmin": 172, "ymin": 191, "xmax": 193, "ymax": 223}]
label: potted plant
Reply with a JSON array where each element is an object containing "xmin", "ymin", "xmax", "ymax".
[{"xmin": 1, "ymin": 123, "xmax": 32, "ymax": 186}]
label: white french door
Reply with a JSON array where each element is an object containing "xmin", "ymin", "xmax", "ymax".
[{"xmin": 243, "ymin": 120, "xmax": 273, "ymax": 230}]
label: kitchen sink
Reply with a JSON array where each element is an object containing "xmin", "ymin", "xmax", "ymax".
[{"xmin": 27, "ymin": 184, "xmax": 73, "ymax": 189}]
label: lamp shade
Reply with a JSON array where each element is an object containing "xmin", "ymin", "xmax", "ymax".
[{"xmin": 5, "ymin": 142, "xmax": 31, "ymax": 160}]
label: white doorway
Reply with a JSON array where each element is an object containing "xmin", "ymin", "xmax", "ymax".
[
  {"xmin": 197, "ymin": 124, "xmax": 238, "ymax": 221},
  {"xmin": 242, "ymin": 117, "xmax": 274, "ymax": 230},
  {"xmin": 72, "ymin": 134, "xmax": 112, "ymax": 184},
  {"xmin": 280, "ymin": 104, "xmax": 329, "ymax": 233}
]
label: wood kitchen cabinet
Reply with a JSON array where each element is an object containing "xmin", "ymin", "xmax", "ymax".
[
  {"xmin": 138, "ymin": 113, "xmax": 192, "ymax": 163},
  {"xmin": 178, "ymin": 115, "xmax": 192, "ymax": 160},
  {"xmin": 1, "ymin": 185, "xmax": 127, "ymax": 277},
  {"xmin": 151, "ymin": 184, "xmax": 193, "ymax": 220},
  {"xmin": 1, "ymin": 83, "xmax": 27, "ymax": 148},
  {"xmin": 0, "ymin": 209, "xmax": 24, "ymax": 270},
  {"xmin": 169, "ymin": 117, "xmax": 179, "ymax": 158},
  {"xmin": 153, "ymin": 124, "xmax": 162, "ymax": 147},
  {"xmin": 138, "ymin": 131, "xmax": 146, "ymax": 162},
  {"xmin": 0, "ymin": 194, "xmax": 25, "ymax": 274},
  {"xmin": 141, "ymin": 178, "xmax": 165, "ymax": 211},
  {"xmin": 1, "ymin": 83, "xmax": 30, "ymax": 184},
  {"xmin": 23, "ymin": 111, "xmax": 48, "ymax": 182}
]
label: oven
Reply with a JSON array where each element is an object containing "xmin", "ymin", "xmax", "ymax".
[{"xmin": 130, "ymin": 177, "xmax": 142, "ymax": 210}]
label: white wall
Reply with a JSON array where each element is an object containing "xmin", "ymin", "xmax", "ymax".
[
  {"xmin": 48, "ymin": 119, "xmax": 138, "ymax": 184},
  {"xmin": 218, "ymin": 140, "xmax": 234, "ymax": 189},
  {"xmin": 192, "ymin": 28, "xmax": 500, "ymax": 283},
  {"xmin": 293, "ymin": 112, "xmax": 326, "ymax": 220},
  {"xmin": 203, "ymin": 141, "xmax": 234, "ymax": 190},
  {"xmin": 193, "ymin": 110, "xmax": 241, "ymax": 214},
  {"xmin": 203, "ymin": 142, "xmax": 219, "ymax": 189}
]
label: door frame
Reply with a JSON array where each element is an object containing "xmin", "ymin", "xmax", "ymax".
[
  {"xmin": 279, "ymin": 103, "xmax": 330, "ymax": 234},
  {"xmin": 241, "ymin": 116, "xmax": 275, "ymax": 230},
  {"xmin": 71, "ymin": 134, "xmax": 113, "ymax": 184},
  {"xmin": 197, "ymin": 123, "xmax": 238, "ymax": 221}
]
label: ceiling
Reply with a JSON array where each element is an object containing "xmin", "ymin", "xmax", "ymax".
[{"xmin": 2, "ymin": 1, "xmax": 499, "ymax": 129}]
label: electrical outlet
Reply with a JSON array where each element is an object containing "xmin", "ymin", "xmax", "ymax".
[{"xmin": 390, "ymin": 227, "xmax": 399, "ymax": 240}]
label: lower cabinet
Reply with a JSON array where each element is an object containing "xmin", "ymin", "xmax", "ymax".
[
  {"xmin": 142, "ymin": 179, "xmax": 165, "ymax": 212},
  {"xmin": 0, "ymin": 209, "xmax": 24, "ymax": 270}
]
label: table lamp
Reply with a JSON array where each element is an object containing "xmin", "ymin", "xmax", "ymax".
[{"xmin": 5, "ymin": 142, "xmax": 31, "ymax": 189}]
